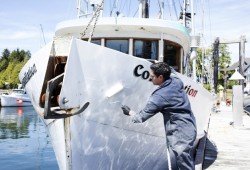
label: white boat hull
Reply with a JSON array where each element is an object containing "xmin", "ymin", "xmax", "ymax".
[
  {"xmin": 1, "ymin": 93, "xmax": 32, "ymax": 107},
  {"xmin": 19, "ymin": 39, "xmax": 214, "ymax": 170}
]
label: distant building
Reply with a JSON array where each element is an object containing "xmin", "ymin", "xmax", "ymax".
[{"xmin": 225, "ymin": 58, "xmax": 250, "ymax": 92}]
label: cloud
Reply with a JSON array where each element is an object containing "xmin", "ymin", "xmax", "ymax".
[
  {"xmin": 1, "ymin": 31, "xmax": 38, "ymax": 40},
  {"xmin": 0, "ymin": 21, "xmax": 54, "ymax": 54},
  {"xmin": 0, "ymin": 22, "xmax": 39, "ymax": 39}
]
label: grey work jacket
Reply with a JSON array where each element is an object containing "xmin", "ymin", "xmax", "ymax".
[{"xmin": 132, "ymin": 73, "xmax": 197, "ymax": 151}]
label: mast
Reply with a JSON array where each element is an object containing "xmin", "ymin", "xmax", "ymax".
[
  {"xmin": 182, "ymin": 0, "xmax": 186, "ymax": 26},
  {"xmin": 39, "ymin": 24, "xmax": 46, "ymax": 47},
  {"xmin": 138, "ymin": 0, "xmax": 149, "ymax": 18},
  {"xmin": 190, "ymin": 0, "xmax": 197, "ymax": 82},
  {"xmin": 187, "ymin": 0, "xmax": 200, "ymax": 82},
  {"xmin": 77, "ymin": 0, "xmax": 82, "ymax": 18},
  {"xmin": 77, "ymin": 0, "xmax": 103, "ymax": 18},
  {"xmin": 159, "ymin": 0, "xmax": 164, "ymax": 19}
]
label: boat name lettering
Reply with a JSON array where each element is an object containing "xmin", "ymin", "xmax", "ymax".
[
  {"xmin": 133, "ymin": 65, "xmax": 150, "ymax": 80},
  {"xmin": 133, "ymin": 65, "xmax": 198, "ymax": 97},
  {"xmin": 184, "ymin": 85, "xmax": 198, "ymax": 97},
  {"xmin": 21, "ymin": 64, "xmax": 37, "ymax": 87}
]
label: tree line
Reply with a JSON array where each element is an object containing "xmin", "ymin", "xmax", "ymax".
[{"xmin": 0, "ymin": 48, "xmax": 30, "ymax": 89}]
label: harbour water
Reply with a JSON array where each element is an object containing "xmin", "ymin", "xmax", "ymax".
[{"xmin": 0, "ymin": 106, "xmax": 58, "ymax": 170}]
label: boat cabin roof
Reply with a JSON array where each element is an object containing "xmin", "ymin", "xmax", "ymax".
[{"xmin": 55, "ymin": 17, "xmax": 190, "ymax": 54}]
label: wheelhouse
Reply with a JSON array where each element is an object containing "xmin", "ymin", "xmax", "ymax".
[
  {"xmin": 55, "ymin": 17, "xmax": 190, "ymax": 74},
  {"xmin": 84, "ymin": 38, "xmax": 182, "ymax": 72}
]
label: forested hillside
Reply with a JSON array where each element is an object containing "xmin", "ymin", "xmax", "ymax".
[{"xmin": 0, "ymin": 49, "xmax": 30, "ymax": 89}]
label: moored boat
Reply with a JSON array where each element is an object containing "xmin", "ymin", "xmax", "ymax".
[
  {"xmin": 0, "ymin": 89, "xmax": 32, "ymax": 107},
  {"xmin": 19, "ymin": 0, "xmax": 214, "ymax": 169}
]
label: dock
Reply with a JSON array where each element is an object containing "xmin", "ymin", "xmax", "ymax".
[{"xmin": 204, "ymin": 101, "xmax": 250, "ymax": 169}]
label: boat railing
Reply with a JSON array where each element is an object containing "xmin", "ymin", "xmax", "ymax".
[{"xmin": 0, "ymin": 89, "xmax": 11, "ymax": 95}]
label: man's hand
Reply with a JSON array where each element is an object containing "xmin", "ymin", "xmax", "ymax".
[{"xmin": 121, "ymin": 105, "xmax": 131, "ymax": 116}]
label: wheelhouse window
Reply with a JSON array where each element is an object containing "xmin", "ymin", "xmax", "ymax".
[
  {"xmin": 105, "ymin": 39, "xmax": 129, "ymax": 54},
  {"xmin": 163, "ymin": 41, "xmax": 180, "ymax": 71},
  {"xmin": 81, "ymin": 39, "xmax": 101, "ymax": 45},
  {"xmin": 91, "ymin": 39, "xmax": 101, "ymax": 45},
  {"xmin": 133, "ymin": 40, "xmax": 158, "ymax": 60}
]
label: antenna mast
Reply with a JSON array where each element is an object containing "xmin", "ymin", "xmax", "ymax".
[
  {"xmin": 40, "ymin": 24, "xmax": 46, "ymax": 47},
  {"xmin": 138, "ymin": 0, "xmax": 149, "ymax": 18}
]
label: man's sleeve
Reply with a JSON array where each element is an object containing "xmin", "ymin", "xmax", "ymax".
[{"xmin": 131, "ymin": 94, "xmax": 163, "ymax": 123}]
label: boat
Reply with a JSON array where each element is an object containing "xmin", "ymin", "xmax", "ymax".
[
  {"xmin": 0, "ymin": 89, "xmax": 32, "ymax": 107},
  {"xmin": 19, "ymin": 0, "xmax": 214, "ymax": 169}
]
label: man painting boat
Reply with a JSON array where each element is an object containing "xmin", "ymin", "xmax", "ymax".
[{"xmin": 122, "ymin": 62, "xmax": 197, "ymax": 170}]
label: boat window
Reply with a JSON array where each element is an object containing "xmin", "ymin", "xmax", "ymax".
[
  {"xmin": 91, "ymin": 39, "xmax": 101, "ymax": 45},
  {"xmin": 105, "ymin": 39, "xmax": 129, "ymax": 54},
  {"xmin": 12, "ymin": 89, "xmax": 25, "ymax": 94},
  {"xmin": 133, "ymin": 40, "xmax": 158, "ymax": 60},
  {"xmin": 81, "ymin": 39, "xmax": 101, "ymax": 45},
  {"xmin": 163, "ymin": 41, "xmax": 180, "ymax": 71}
]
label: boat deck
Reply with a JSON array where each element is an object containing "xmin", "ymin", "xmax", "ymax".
[{"xmin": 204, "ymin": 101, "xmax": 250, "ymax": 169}]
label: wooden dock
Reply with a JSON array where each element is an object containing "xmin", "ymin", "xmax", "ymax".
[{"xmin": 204, "ymin": 102, "xmax": 250, "ymax": 169}]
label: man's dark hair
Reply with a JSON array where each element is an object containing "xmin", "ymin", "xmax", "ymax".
[{"xmin": 150, "ymin": 62, "xmax": 171, "ymax": 80}]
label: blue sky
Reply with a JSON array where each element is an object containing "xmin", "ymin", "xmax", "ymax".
[
  {"xmin": 0, "ymin": 0, "xmax": 75, "ymax": 52},
  {"xmin": 0, "ymin": 0, "xmax": 249, "ymax": 64}
]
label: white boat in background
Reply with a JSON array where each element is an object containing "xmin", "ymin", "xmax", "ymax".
[
  {"xmin": 19, "ymin": 0, "xmax": 214, "ymax": 169},
  {"xmin": 0, "ymin": 89, "xmax": 32, "ymax": 107}
]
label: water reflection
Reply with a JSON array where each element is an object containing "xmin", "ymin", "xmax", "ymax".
[
  {"xmin": 0, "ymin": 107, "xmax": 32, "ymax": 139},
  {"xmin": 0, "ymin": 106, "xmax": 58, "ymax": 170}
]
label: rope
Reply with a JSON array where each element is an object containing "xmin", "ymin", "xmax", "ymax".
[
  {"xmin": 80, "ymin": 0, "xmax": 104, "ymax": 40},
  {"xmin": 172, "ymin": 0, "xmax": 178, "ymax": 20}
]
